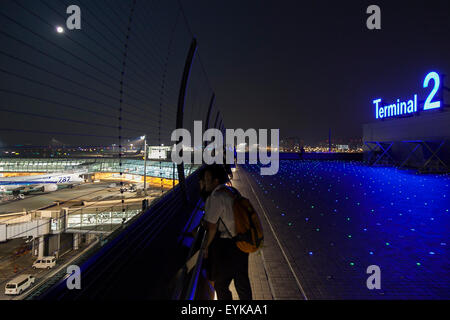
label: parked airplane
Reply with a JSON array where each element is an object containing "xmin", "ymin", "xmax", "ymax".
[{"xmin": 0, "ymin": 171, "xmax": 86, "ymax": 198}]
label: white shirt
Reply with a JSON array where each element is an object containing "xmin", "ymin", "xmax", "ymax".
[{"xmin": 204, "ymin": 184, "xmax": 236, "ymax": 238}]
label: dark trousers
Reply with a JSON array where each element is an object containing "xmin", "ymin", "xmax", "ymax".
[{"xmin": 210, "ymin": 238, "xmax": 252, "ymax": 300}]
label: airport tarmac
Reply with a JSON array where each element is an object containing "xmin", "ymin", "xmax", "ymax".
[
  {"xmin": 0, "ymin": 184, "xmax": 109, "ymax": 215},
  {"xmin": 0, "ymin": 182, "xmax": 167, "ymax": 216}
]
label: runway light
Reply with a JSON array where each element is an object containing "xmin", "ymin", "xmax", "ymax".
[{"xmin": 56, "ymin": 26, "xmax": 64, "ymax": 33}]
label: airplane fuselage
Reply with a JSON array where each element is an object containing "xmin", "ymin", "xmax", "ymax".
[{"xmin": 0, "ymin": 172, "xmax": 85, "ymax": 194}]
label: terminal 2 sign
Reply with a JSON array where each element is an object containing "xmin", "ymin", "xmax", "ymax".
[{"xmin": 373, "ymin": 71, "xmax": 441, "ymax": 119}]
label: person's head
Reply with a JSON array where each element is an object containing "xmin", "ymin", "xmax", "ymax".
[{"xmin": 199, "ymin": 164, "xmax": 229, "ymax": 193}]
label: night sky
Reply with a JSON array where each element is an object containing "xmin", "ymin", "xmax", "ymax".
[
  {"xmin": 0, "ymin": 0, "xmax": 449, "ymax": 147},
  {"xmin": 182, "ymin": 0, "xmax": 450, "ymax": 144}
]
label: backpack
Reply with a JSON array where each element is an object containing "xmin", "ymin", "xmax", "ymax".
[{"xmin": 218, "ymin": 186, "xmax": 264, "ymax": 253}]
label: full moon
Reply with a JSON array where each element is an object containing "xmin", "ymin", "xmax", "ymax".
[{"xmin": 56, "ymin": 26, "xmax": 64, "ymax": 33}]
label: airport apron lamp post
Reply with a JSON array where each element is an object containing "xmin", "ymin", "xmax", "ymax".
[{"xmin": 141, "ymin": 135, "xmax": 148, "ymax": 196}]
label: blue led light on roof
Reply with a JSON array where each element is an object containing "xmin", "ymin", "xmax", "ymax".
[{"xmin": 244, "ymin": 160, "xmax": 449, "ymax": 298}]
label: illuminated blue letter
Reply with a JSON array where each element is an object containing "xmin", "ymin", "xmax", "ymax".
[
  {"xmin": 373, "ymin": 98, "xmax": 382, "ymax": 119},
  {"xmin": 423, "ymin": 72, "xmax": 441, "ymax": 110},
  {"xmin": 407, "ymin": 99, "xmax": 414, "ymax": 113}
]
